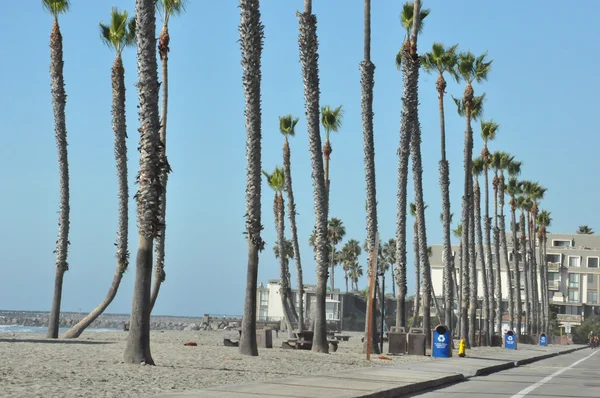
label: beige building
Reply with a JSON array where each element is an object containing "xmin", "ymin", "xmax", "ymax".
[{"xmin": 429, "ymin": 233, "xmax": 600, "ymax": 331}]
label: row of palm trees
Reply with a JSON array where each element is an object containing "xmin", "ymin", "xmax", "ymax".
[{"xmin": 42, "ymin": 0, "xmax": 185, "ymax": 364}]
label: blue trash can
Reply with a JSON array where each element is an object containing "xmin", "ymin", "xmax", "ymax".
[
  {"xmin": 505, "ymin": 330, "xmax": 517, "ymax": 350},
  {"xmin": 432, "ymin": 325, "xmax": 451, "ymax": 358},
  {"xmin": 539, "ymin": 333, "xmax": 548, "ymax": 347}
]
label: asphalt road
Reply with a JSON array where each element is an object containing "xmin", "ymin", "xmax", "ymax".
[{"xmin": 409, "ymin": 347, "xmax": 600, "ymax": 397}]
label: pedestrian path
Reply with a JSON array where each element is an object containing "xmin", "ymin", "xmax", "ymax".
[{"xmin": 149, "ymin": 344, "xmax": 584, "ymax": 398}]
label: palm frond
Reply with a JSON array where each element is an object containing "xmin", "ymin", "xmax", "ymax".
[
  {"xmin": 156, "ymin": 0, "xmax": 187, "ymax": 23},
  {"xmin": 321, "ymin": 105, "xmax": 344, "ymax": 134},
  {"xmin": 395, "ymin": 49, "xmax": 403, "ymax": 70},
  {"xmin": 279, "ymin": 114, "xmax": 300, "ymax": 137},
  {"xmin": 480, "ymin": 119, "xmax": 499, "ymax": 143},
  {"xmin": 42, "ymin": 0, "xmax": 70, "ymax": 18},
  {"xmin": 262, "ymin": 166, "xmax": 285, "ymax": 192}
]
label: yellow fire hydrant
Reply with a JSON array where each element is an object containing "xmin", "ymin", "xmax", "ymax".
[{"xmin": 458, "ymin": 339, "xmax": 466, "ymax": 357}]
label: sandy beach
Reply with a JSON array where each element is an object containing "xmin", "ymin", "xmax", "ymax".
[{"xmin": 0, "ymin": 330, "xmax": 432, "ymax": 397}]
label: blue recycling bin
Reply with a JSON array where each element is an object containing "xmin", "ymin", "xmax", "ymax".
[
  {"xmin": 539, "ymin": 333, "xmax": 548, "ymax": 347},
  {"xmin": 505, "ymin": 330, "xmax": 517, "ymax": 350},
  {"xmin": 432, "ymin": 325, "xmax": 451, "ymax": 358}
]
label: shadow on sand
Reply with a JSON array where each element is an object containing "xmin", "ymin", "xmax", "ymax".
[{"xmin": 0, "ymin": 338, "xmax": 115, "ymax": 345}]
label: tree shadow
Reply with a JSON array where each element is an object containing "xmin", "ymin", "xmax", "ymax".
[{"xmin": 0, "ymin": 338, "xmax": 115, "ymax": 345}]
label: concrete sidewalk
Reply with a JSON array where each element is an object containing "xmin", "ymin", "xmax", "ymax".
[{"xmin": 149, "ymin": 344, "xmax": 585, "ymax": 398}]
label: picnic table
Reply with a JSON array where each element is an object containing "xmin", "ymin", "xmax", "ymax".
[{"xmin": 282, "ymin": 331, "xmax": 339, "ymax": 352}]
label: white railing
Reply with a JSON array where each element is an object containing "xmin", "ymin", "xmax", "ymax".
[
  {"xmin": 547, "ymin": 262, "xmax": 561, "ymax": 272},
  {"xmin": 557, "ymin": 314, "xmax": 582, "ymax": 323},
  {"xmin": 548, "ymin": 280, "xmax": 560, "ymax": 290}
]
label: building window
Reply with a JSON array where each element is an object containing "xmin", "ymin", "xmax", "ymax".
[
  {"xmin": 546, "ymin": 254, "xmax": 561, "ymax": 263},
  {"xmin": 588, "ymin": 292, "xmax": 598, "ymax": 304},
  {"xmin": 588, "ymin": 257, "xmax": 599, "ymax": 268},
  {"xmin": 568, "ymin": 290, "xmax": 579, "ymax": 303},
  {"xmin": 568, "ymin": 256, "xmax": 581, "ymax": 268},
  {"xmin": 589, "ymin": 274, "xmax": 595, "ymax": 285},
  {"xmin": 568, "ymin": 273, "xmax": 579, "ymax": 288},
  {"xmin": 553, "ymin": 239, "xmax": 572, "ymax": 247}
]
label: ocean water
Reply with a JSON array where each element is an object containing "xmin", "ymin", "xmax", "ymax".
[{"xmin": 0, "ymin": 325, "xmax": 119, "ymax": 334}]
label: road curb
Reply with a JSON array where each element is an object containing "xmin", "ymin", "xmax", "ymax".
[
  {"xmin": 473, "ymin": 361, "xmax": 515, "ymax": 376},
  {"xmin": 362, "ymin": 374, "xmax": 465, "ymax": 398}
]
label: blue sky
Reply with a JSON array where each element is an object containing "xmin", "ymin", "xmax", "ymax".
[{"xmin": 1, "ymin": 1, "xmax": 599, "ymax": 317}]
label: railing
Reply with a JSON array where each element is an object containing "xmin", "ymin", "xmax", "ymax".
[
  {"xmin": 557, "ymin": 314, "xmax": 582, "ymax": 323},
  {"xmin": 547, "ymin": 262, "xmax": 561, "ymax": 272},
  {"xmin": 548, "ymin": 280, "xmax": 560, "ymax": 290}
]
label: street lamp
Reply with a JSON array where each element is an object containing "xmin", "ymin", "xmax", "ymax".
[{"xmin": 377, "ymin": 268, "xmax": 386, "ymax": 353}]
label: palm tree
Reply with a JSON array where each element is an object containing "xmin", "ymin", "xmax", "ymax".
[
  {"xmin": 421, "ymin": 41, "xmax": 458, "ymax": 337},
  {"xmin": 42, "ymin": 0, "xmax": 71, "ymax": 340},
  {"xmin": 537, "ymin": 210, "xmax": 551, "ymax": 334},
  {"xmin": 264, "ymin": 167, "xmax": 296, "ymax": 338},
  {"xmin": 577, "ymin": 225, "xmax": 594, "ymax": 234},
  {"xmin": 526, "ymin": 182, "xmax": 546, "ymax": 334},
  {"xmin": 297, "ymin": 0, "xmax": 329, "ymax": 354},
  {"xmin": 454, "ymin": 50, "xmax": 491, "ymax": 341},
  {"xmin": 382, "ymin": 239, "xmax": 397, "ymax": 297},
  {"xmin": 479, "ymin": 119, "xmax": 498, "ymax": 341},
  {"xmin": 394, "ymin": 0, "xmax": 429, "ymax": 330},
  {"xmin": 150, "ymin": 0, "xmax": 186, "ymax": 312},
  {"xmin": 472, "ymin": 157, "xmax": 489, "ymax": 344},
  {"xmin": 327, "ymin": 217, "xmax": 346, "ymax": 291},
  {"xmin": 124, "ymin": 0, "xmax": 163, "ymax": 365},
  {"xmin": 348, "ymin": 261, "xmax": 364, "ymax": 291},
  {"xmin": 361, "ymin": 0, "xmax": 381, "ymax": 354},
  {"xmin": 238, "ymin": 0, "xmax": 264, "ymax": 357},
  {"xmin": 490, "ymin": 151, "xmax": 505, "ymax": 336},
  {"xmin": 341, "ymin": 239, "xmax": 362, "ymax": 293},
  {"xmin": 516, "ymin": 194, "xmax": 532, "ymax": 335},
  {"xmin": 279, "ymin": 114, "xmax": 304, "ymax": 331},
  {"xmin": 507, "ymin": 178, "xmax": 523, "ymax": 334},
  {"xmin": 63, "ymin": 8, "xmax": 135, "ymax": 339},
  {"xmin": 497, "ymin": 153, "xmax": 521, "ymax": 332},
  {"xmin": 321, "ymin": 104, "xmax": 343, "ymax": 206}
]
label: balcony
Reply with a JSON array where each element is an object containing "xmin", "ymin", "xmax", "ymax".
[
  {"xmin": 557, "ymin": 314, "xmax": 582, "ymax": 324},
  {"xmin": 548, "ymin": 280, "xmax": 560, "ymax": 290},
  {"xmin": 547, "ymin": 262, "xmax": 561, "ymax": 272}
]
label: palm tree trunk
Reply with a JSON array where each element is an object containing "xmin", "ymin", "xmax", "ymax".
[
  {"xmin": 531, "ymin": 212, "xmax": 539, "ymax": 334},
  {"xmin": 543, "ymin": 235, "xmax": 549, "ymax": 334},
  {"xmin": 390, "ymin": 266, "xmax": 396, "ymax": 297},
  {"xmin": 330, "ymin": 245, "xmax": 335, "ymax": 291},
  {"xmin": 275, "ymin": 195, "xmax": 295, "ymax": 338},
  {"xmin": 460, "ymin": 89, "xmax": 473, "ymax": 344},
  {"xmin": 344, "ymin": 270, "xmax": 349, "ymax": 293},
  {"xmin": 64, "ymin": 53, "xmax": 129, "ymax": 339},
  {"xmin": 411, "ymin": 223, "xmax": 421, "ymax": 328},
  {"xmin": 298, "ymin": 3, "xmax": 330, "ymax": 353},
  {"xmin": 283, "ymin": 140, "xmax": 304, "ymax": 332},
  {"xmin": 521, "ymin": 212, "xmax": 531, "ymax": 336},
  {"xmin": 474, "ymin": 180, "xmax": 489, "ymax": 344},
  {"xmin": 483, "ymin": 160, "xmax": 494, "ymax": 343},
  {"xmin": 498, "ymin": 174, "xmax": 513, "ymax": 331},
  {"xmin": 150, "ymin": 24, "xmax": 172, "ymax": 312},
  {"xmin": 47, "ymin": 19, "xmax": 70, "ymax": 340},
  {"xmin": 511, "ymin": 203, "xmax": 522, "ymax": 335},
  {"xmin": 493, "ymin": 174, "xmax": 502, "ymax": 336},
  {"xmin": 437, "ymin": 74, "xmax": 453, "ymax": 334},
  {"xmin": 361, "ymin": 0, "xmax": 379, "ymax": 352},
  {"xmin": 468, "ymin": 177, "xmax": 478, "ymax": 346},
  {"xmin": 238, "ymin": 0, "xmax": 264, "ymax": 357}
]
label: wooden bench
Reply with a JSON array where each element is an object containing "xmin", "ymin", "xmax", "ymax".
[{"xmin": 334, "ymin": 335, "xmax": 350, "ymax": 341}]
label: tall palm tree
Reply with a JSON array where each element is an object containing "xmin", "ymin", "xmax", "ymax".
[
  {"xmin": 382, "ymin": 239, "xmax": 397, "ymax": 297},
  {"xmin": 507, "ymin": 178, "xmax": 523, "ymax": 334},
  {"xmin": 124, "ymin": 0, "xmax": 163, "ymax": 365},
  {"xmin": 490, "ymin": 150, "xmax": 505, "ymax": 336},
  {"xmin": 497, "ymin": 153, "xmax": 521, "ymax": 332},
  {"xmin": 394, "ymin": 1, "xmax": 429, "ymax": 329},
  {"xmin": 264, "ymin": 167, "xmax": 296, "ymax": 338},
  {"xmin": 479, "ymin": 119, "xmax": 498, "ymax": 341},
  {"xmin": 472, "ymin": 157, "xmax": 489, "ymax": 344},
  {"xmin": 341, "ymin": 239, "xmax": 361, "ymax": 293},
  {"xmin": 577, "ymin": 225, "xmax": 594, "ymax": 234},
  {"xmin": 537, "ymin": 210, "xmax": 551, "ymax": 334},
  {"xmin": 64, "ymin": 8, "xmax": 135, "ymax": 339},
  {"xmin": 150, "ymin": 0, "xmax": 186, "ymax": 312},
  {"xmin": 404, "ymin": 0, "xmax": 433, "ymax": 347},
  {"xmin": 348, "ymin": 261, "xmax": 364, "ymax": 291},
  {"xmin": 238, "ymin": 0, "xmax": 264, "ymax": 357},
  {"xmin": 454, "ymin": 50, "xmax": 491, "ymax": 341},
  {"xmin": 327, "ymin": 217, "xmax": 346, "ymax": 291},
  {"xmin": 517, "ymin": 194, "xmax": 532, "ymax": 335},
  {"xmin": 421, "ymin": 41, "xmax": 458, "ymax": 337},
  {"xmin": 361, "ymin": 0, "xmax": 381, "ymax": 354},
  {"xmin": 526, "ymin": 182, "xmax": 546, "ymax": 334},
  {"xmin": 321, "ymin": 104, "xmax": 343, "ymax": 206},
  {"xmin": 43, "ymin": 0, "xmax": 71, "ymax": 340},
  {"xmin": 279, "ymin": 114, "xmax": 304, "ymax": 331},
  {"xmin": 297, "ymin": 0, "xmax": 329, "ymax": 354}
]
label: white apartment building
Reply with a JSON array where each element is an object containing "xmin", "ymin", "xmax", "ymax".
[{"xmin": 430, "ymin": 233, "xmax": 600, "ymax": 330}]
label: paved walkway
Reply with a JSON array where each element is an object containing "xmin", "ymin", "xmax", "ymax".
[{"xmin": 149, "ymin": 344, "xmax": 585, "ymax": 398}]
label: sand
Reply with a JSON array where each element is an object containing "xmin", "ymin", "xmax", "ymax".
[{"xmin": 0, "ymin": 330, "xmax": 431, "ymax": 397}]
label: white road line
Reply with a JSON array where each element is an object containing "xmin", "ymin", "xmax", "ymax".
[{"xmin": 510, "ymin": 350, "xmax": 598, "ymax": 398}]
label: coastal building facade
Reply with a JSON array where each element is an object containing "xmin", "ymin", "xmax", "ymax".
[{"xmin": 429, "ymin": 233, "xmax": 600, "ymax": 331}]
